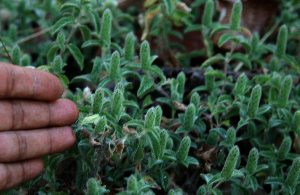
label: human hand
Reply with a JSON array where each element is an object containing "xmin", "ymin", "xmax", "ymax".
[{"xmin": 0, "ymin": 63, "xmax": 79, "ymax": 191}]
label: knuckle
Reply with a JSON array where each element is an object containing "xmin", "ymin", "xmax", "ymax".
[
  {"xmin": 10, "ymin": 101, "xmax": 25, "ymax": 130},
  {"xmin": 14, "ymin": 132, "xmax": 27, "ymax": 160}
]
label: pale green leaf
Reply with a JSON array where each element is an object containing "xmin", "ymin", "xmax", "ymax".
[
  {"xmin": 52, "ymin": 17, "xmax": 75, "ymax": 35},
  {"xmin": 80, "ymin": 114, "xmax": 100, "ymax": 126},
  {"xmin": 67, "ymin": 44, "xmax": 84, "ymax": 70},
  {"xmin": 137, "ymin": 75, "xmax": 154, "ymax": 97}
]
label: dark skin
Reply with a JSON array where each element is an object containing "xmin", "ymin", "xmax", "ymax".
[{"xmin": 0, "ymin": 62, "xmax": 79, "ymax": 191}]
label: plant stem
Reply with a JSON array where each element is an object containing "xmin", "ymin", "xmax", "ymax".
[
  {"xmin": 0, "ymin": 37, "xmax": 13, "ymax": 63},
  {"xmin": 212, "ymin": 179, "xmax": 224, "ymax": 189},
  {"xmin": 101, "ymin": 49, "xmax": 106, "ymax": 60},
  {"xmin": 60, "ymin": 14, "xmax": 82, "ymax": 56},
  {"xmin": 154, "ymin": 83, "xmax": 171, "ymax": 98},
  {"xmin": 218, "ymin": 43, "xmax": 236, "ymax": 98},
  {"xmin": 275, "ymin": 187, "xmax": 287, "ymax": 194},
  {"xmin": 259, "ymin": 21, "xmax": 280, "ymax": 44},
  {"xmin": 93, "ymin": 136, "xmax": 109, "ymax": 177},
  {"xmin": 16, "ymin": 26, "xmax": 52, "ymax": 45}
]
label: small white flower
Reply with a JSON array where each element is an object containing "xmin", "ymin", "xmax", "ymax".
[{"xmin": 83, "ymin": 86, "xmax": 91, "ymax": 100}]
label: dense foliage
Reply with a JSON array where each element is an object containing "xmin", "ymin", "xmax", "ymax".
[{"xmin": 1, "ymin": 0, "xmax": 300, "ymax": 194}]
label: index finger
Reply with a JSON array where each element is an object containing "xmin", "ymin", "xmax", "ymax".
[{"xmin": 0, "ymin": 63, "xmax": 64, "ymax": 101}]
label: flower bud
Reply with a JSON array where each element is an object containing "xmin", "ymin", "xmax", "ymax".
[
  {"xmin": 100, "ymin": 9, "xmax": 112, "ymax": 48},
  {"xmin": 221, "ymin": 146, "xmax": 240, "ymax": 180},
  {"xmin": 230, "ymin": 2, "xmax": 242, "ymax": 30},
  {"xmin": 247, "ymin": 85, "xmax": 261, "ymax": 118},
  {"xmin": 246, "ymin": 148, "xmax": 259, "ymax": 175},
  {"xmin": 176, "ymin": 136, "xmax": 191, "ymax": 162}
]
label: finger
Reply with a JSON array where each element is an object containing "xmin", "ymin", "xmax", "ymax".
[
  {"xmin": 0, "ymin": 99, "xmax": 79, "ymax": 131},
  {"xmin": 0, "ymin": 158, "xmax": 44, "ymax": 191},
  {"xmin": 0, "ymin": 126, "xmax": 76, "ymax": 162},
  {"xmin": 0, "ymin": 62, "xmax": 63, "ymax": 101}
]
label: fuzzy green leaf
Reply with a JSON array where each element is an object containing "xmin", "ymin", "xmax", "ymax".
[
  {"xmin": 79, "ymin": 25, "xmax": 91, "ymax": 41},
  {"xmin": 12, "ymin": 45, "xmax": 20, "ymax": 65},
  {"xmin": 176, "ymin": 136, "xmax": 191, "ymax": 162},
  {"xmin": 92, "ymin": 88, "xmax": 104, "ymax": 114},
  {"xmin": 148, "ymin": 65, "xmax": 166, "ymax": 83},
  {"xmin": 60, "ymin": 1, "xmax": 81, "ymax": 12},
  {"xmin": 270, "ymin": 56, "xmax": 279, "ymax": 72},
  {"xmin": 67, "ymin": 44, "xmax": 84, "ymax": 70},
  {"xmin": 166, "ymin": 138, "xmax": 174, "ymax": 150},
  {"xmin": 57, "ymin": 74, "xmax": 69, "ymax": 88},
  {"xmin": 205, "ymin": 66, "xmax": 215, "ymax": 91},
  {"xmin": 286, "ymin": 157, "xmax": 300, "ymax": 187},
  {"xmin": 230, "ymin": 2, "xmax": 242, "ymax": 30},
  {"xmin": 124, "ymin": 32, "xmax": 135, "ymax": 60},
  {"xmin": 140, "ymin": 41, "xmax": 151, "ymax": 70},
  {"xmin": 52, "ymin": 55, "xmax": 63, "ymax": 74},
  {"xmin": 218, "ymin": 33, "xmax": 234, "ymax": 47},
  {"xmin": 111, "ymin": 89, "xmax": 123, "ymax": 122},
  {"xmin": 183, "ymin": 104, "xmax": 196, "ymax": 131},
  {"xmin": 47, "ymin": 46, "xmax": 59, "ymax": 63},
  {"xmin": 86, "ymin": 178, "xmax": 98, "ymax": 195},
  {"xmin": 210, "ymin": 25, "xmax": 230, "ymax": 36},
  {"xmin": 197, "ymin": 185, "xmax": 207, "ymax": 195},
  {"xmin": 246, "ymin": 148, "xmax": 259, "ymax": 175},
  {"xmin": 21, "ymin": 54, "xmax": 30, "ymax": 66},
  {"xmin": 230, "ymin": 52, "xmax": 252, "ymax": 69},
  {"xmin": 160, "ymin": 130, "xmax": 168, "ymax": 157},
  {"xmin": 161, "ymin": 170, "xmax": 169, "ymax": 191},
  {"xmin": 133, "ymin": 137, "xmax": 145, "ymax": 164},
  {"xmin": 247, "ymin": 85, "xmax": 261, "ymax": 119},
  {"xmin": 109, "ymin": 51, "xmax": 120, "ymax": 81},
  {"xmin": 145, "ymin": 108, "xmax": 156, "ymax": 129},
  {"xmin": 190, "ymin": 92, "xmax": 200, "ymax": 109},
  {"xmin": 155, "ymin": 106, "xmax": 162, "ymax": 127},
  {"xmin": 57, "ymin": 32, "xmax": 65, "ymax": 51},
  {"xmin": 137, "ymin": 74, "xmax": 154, "ymax": 97},
  {"xmin": 205, "ymin": 69, "xmax": 226, "ymax": 80},
  {"xmin": 202, "ymin": 0, "xmax": 214, "ymax": 27},
  {"xmin": 147, "ymin": 130, "xmax": 161, "ymax": 160},
  {"xmin": 52, "ymin": 17, "xmax": 75, "ymax": 35},
  {"xmin": 233, "ymin": 73, "xmax": 247, "ymax": 96},
  {"xmin": 278, "ymin": 75, "xmax": 292, "ymax": 108},
  {"xmin": 71, "ymin": 74, "xmax": 93, "ymax": 83},
  {"xmin": 278, "ymin": 137, "xmax": 292, "ymax": 160},
  {"xmin": 207, "ymin": 131, "xmax": 217, "ymax": 146},
  {"xmin": 251, "ymin": 33, "xmax": 259, "ymax": 54},
  {"xmin": 221, "ymin": 145, "xmax": 240, "ymax": 180},
  {"xmin": 177, "ymin": 72, "xmax": 186, "ymax": 101},
  {"xmin": 80, "ymin": 114, "xmax": 100, "ymax": 126},
  {"xmin": 163, "ymin": 0, "xmax": 173, "ymax": 15},
  {"xmin": 226, "ymin": 127, "xmax": 236, "ymax": 146},
  {"xmin": 94, "ymin": 116, "xmax": 106, "ymax": 134},
  {"xmin": 184, "ymin": 24, "xmax": 204, "ymax": 33},
  {"xmin": 200, "ymin": 54, "xmax": 225, "ymax": 69},
  {"xmin": 292, "ymin": 111, "xmax": 300, "ymax": 133},
  {"xmin": 88, "ymin": 10, "xmax": 101, "ymax": 34},
  {"xmin": 100, "ymin": 9, "xmax": 112, "ymax": 48},
  {"xmin": 127, "ymin": 175, "xmax": 137, "ymax": 192},
  {"xmin": 265, "ymin": 176, "xmax": 285, "ymax": 185},
  {"xmin": 81, "ymin": 40, "xmax": 102, "ymax": 48},
  {"xmin": 185, "ymin": 156, "xmax": 200, "ymax": 166},
  {"xmin": 276, "ymin": 25, "xmax": 288, "ymax": 59},
  {"xmin": 248, "ymin": 121, "xmax": 256, "ymax": 137}
]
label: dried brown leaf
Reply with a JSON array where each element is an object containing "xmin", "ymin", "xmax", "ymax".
[{"xmin": 173, "ymin": 100, "xmax": 187, "ymax": 111}]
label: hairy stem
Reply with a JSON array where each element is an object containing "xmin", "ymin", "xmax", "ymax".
[
  {"xmin": 16, "ymin": 27, "xmax": 52, "ymax": 45},
  {"xmin": 60, "ymin": 14, "xmax": 82, "ymax": 56},
  {"xmin": 218, "ymin": 42, "xmax": 236, "ymax": 98},
  {"xmin": 0, "ymin": 37, "xmax": 13, "ymax": 63}
]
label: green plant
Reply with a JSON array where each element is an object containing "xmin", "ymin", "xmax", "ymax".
[{"xmin": 2, "ymin": 0, "xmax": 300, "ymax": 194}]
